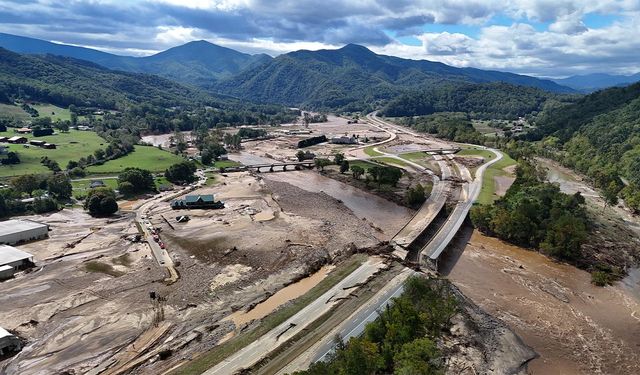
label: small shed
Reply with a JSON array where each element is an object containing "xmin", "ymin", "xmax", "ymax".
[
  {"xmin": 43, "ymin": 143, "xmax": 57, "ymax": 149},
  {"xmin": 16, "ymin": 127, "xmax": 32, "ymax": 134},
  {"xmin": 29, "ymin": 140, "xmax": 45, "ymax": 147},
  {"xmin": 0, "ymin": 136, "xmax": 8, "ymax": 142}
]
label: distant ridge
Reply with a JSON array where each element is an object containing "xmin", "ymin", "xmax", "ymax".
[
  {"xmin": 0, "ymin": 32, "xmax": 271, "ymax": 86},
  {"xmin": 552, "ymin": 72, "xmax": 640, "ymax": 93}
]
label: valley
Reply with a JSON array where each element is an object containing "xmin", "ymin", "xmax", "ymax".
[{"xmin": 0, "ymin": 14, "xmax": 639, "ymax": 375}]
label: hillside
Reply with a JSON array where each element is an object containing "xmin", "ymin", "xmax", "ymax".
[
  {"xmin": 380, "ymin": 82, "xmax": 562, "ymax": 119},
  {"xmin": 0, "ymin": 33, "xmax": 271, "ymax": 86},
  {"xmin": 532, "ymin": 82, "xmax": 640, "ymax": 211},
  {"xmin": 214, "ymin": 44, "xmax": 574, "ymax": 110},
  {"xmin": 553, "ymin": 73, "xmax": 640, "ymax": 93},
  {"xmin": 0, "ymin": 47, "xmax": 214, "ymax": 109}
]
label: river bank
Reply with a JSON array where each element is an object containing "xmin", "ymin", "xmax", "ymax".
[{"xmin": 442, "ymin": 226, "xmax": 640, "ymax": 374}]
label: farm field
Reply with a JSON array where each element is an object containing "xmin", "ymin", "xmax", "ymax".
[
  {"xmin": 31, "ymin": 104, "xmax": 71, "ymax": 122},
  {"xmin": 0, "ymin": 103, "xmax": 30, "ymax": 122},
  {"xmin": 0, "ymin": 130, "xmax": 106, "ymax": 177},
  {"xmin": 86, "ymin": 145, "xmax": 185, "ymax": 174}
]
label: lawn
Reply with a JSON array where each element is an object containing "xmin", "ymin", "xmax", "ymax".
[
  {"xmin": 87, "ymin": 145, "xmax": 185, "ymax": 174},
  {"xmin": 0, "ymin": 130, "xmax": 107, "ymax": 178},
  {"xmin": 348, "ymin": 160, "xmax": 380, "ymax": 171},
  {"xmin": 372, "ymin": 156, "xmax": 409, "ymax": 168},
  {"xmin": 363, "ymin": 145, "xmax": 383, "ymax": 157},
  {"xmin": 214, "ymin": 160, "xmax": 242, "ymax": 168},
  {"xmin": 0, "ymin": 103, "xmax": 30, "ymax": 122},
  {"xmin": 398, "ymin": 151, "xmax": 429, "ymax": 161},
  {"xmin": 31, "ymin": 104, "xmax": 71, "ymax": 122},
  {"xmin": 476, "ymin": 150, "xmax": 517, "ymax": 205},
  {"xmin": 71, "ymin": 177, "xmax": 118, "ymax": 198}
]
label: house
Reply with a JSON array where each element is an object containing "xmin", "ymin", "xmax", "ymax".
[
  {"xmin": 7, "ymin": 136, "xmax": 27, "ymax": 144},
  {"xmin": 171, "ymin": 194, "xmax": 224, "ymax": 210},
  {"xmin": 16, "ymin": 127, "xmax": 32, "ymax": 134},
  {"xmin": 89, "ymin": 180, "xmax": 105, "ymax": 189},
  {"xmin": 43, "ymin": 143, "xmax": 57, "ymax": 149},
  {"xmin": 29, "ymin": 140, "xmax": 45, "ymax": 147},
  {"xmin": 330, "ymin": 136, "xmax": 358, "ymax": 145},
  {"xmin": 0, "ymin": 327, "xmax": 22, "ymax": 356}
]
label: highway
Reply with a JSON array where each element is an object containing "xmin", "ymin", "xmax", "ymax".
[
  {"xmin": 199, "ymin": 113, "xmax": 504, "ymax": 374},
  {"xmin": 203, "ymin": 258, "xmax": 388, "ymax": 375},
  {"xmin": 421, "ymin": 146, "xmax": 502, "ymax": 262},
  {"xmin": 276, "ymin": 268, "xmax": 414, "ymax": 374}
]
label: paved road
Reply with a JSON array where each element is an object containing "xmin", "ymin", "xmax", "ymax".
[
  {"xmin": 203, "ymin": 258, "xmax": 388, "ymax": 375},
  {"xmin": 134, "ymin": 169, "xmax": 208, "ymax": 283},
  {"xmin": 421, "ymin": 147, "xmax": 503, "ymax": 261},
  {"xmin": 273, "ymin": 115, "xmax": 504, "ymax": 374},
  {"xmin": 276, "ymin": 268, "xmax": 414, "ymax": 374}
]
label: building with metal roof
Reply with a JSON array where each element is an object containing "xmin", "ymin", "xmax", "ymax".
[
  {"xmin": 0, "ymin": 245, "xmax": 34, "ymax": 280},
  {"xmin": 0, "ymin": 219, "xmax": 49, "ymax": 245},
  {"xmin": 171, "ymin": 194, "xmax": 224, "ymax": 210}
]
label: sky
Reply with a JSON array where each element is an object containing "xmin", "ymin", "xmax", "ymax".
[{"xmin": 0, "ymin": 0, "xmax": 639, "ymax": 77}]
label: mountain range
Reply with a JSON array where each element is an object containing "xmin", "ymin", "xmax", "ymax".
[
  {"xmin": 551, "ymin": 73, "xmax": 640, "ymax": 93},
  {"xmin": 0, "ymin": 33, "xmax": 269, "ymax": 86},
  {"xmin": 0, "ymin": 32, "xmax": 575, "ymax": 110}
]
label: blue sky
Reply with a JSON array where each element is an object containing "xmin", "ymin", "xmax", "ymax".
[{"xmin": 0, "ymin": 0, "xmax": 638, "ymax": 77}]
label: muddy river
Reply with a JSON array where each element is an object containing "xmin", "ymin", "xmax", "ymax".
[
  {"xmin": 230, "ymin": 152, "xmax": 414, "ymax": 238},
  {"xmin": 442, "ymin": 228, "xmax": 640, "ymax": 374}
]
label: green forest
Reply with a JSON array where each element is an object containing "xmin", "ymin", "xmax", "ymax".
[
  {"xmin": 470, "ymin": 161, "xmax": 589, "ymax": 261},
  {"xmin": 381, "ymin": 82, "xmax": 564, "ymax": 120},
  {"xmin": 297, "ymin": 276, "xmax": 457, "ymax": 375},
  {"xmin": 530, "ymin": 82, "xmax": 640, "ymax": 212}
]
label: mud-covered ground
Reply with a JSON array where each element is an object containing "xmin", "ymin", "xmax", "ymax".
[{"xmin": 0, "ymin": 172, "xmax": 385, "ymax": 375}]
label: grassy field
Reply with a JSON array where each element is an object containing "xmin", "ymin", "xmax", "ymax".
[
  {"xmin": 31, "ymin": 104, "xmax": 71, "ymax": 122},
  {"xmin": 87, "ymin": 146, "xmax": 184, "ymax": 174},
  {"xmin": 0, "ymin": 103, "xmax": 30, "ymax": 122},
  {"xmin": 473, "ymin": 149, "xmax": 517, "ymax": 205},
  {"xmin": 0, "ymin": 130, "xmax": 107, "ymax": 178},
  {"xmin": 397, "ymin": 151, "xmax": 428, "ymax": 161},
  {"xmin": 363, "ymin": 145, "xmax": 383, "ymax": 157},
  {"xmin": 348, "ymin": 160, "xmax": 380, "ymax": 171},
  {"xmin": 71, "ymin": 178, "xmax": 118, "ymax": 198},
  {"xmin": 214, "ymin": 160, "xmax": 242, "ymax": 168},
  {"xmin": 372, "ymin": 156, "xmax": 409, "ymax": 168},
  {"xmin": 172, "ymin": 255, "xmax": 366, "ymax": 375}
]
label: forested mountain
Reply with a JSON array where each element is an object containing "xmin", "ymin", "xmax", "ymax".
[
  {"xmin": 531, "ymin": 82, "xmax": 640, "ymax": 211},
  {"xmin": 380, "ymin": 82, "xmax": 564, "ymax": 119},
  {"xmin": 0, "ymin": 48, "xmax": 215, "ymax": 109},
  {"xmin": 0, "ymin": 33, "xmax": 270, "ymax": 86},
  {"xmin": 214, "ymin": 44, "xmax": 574, "ymax": 110},
  {"xmin": 553, "ymin": 73, "xmax": 640, "ymax": 93}
]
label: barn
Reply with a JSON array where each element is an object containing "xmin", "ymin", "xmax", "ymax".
[{"xmin": 0, "ymin": 219, "xmax": 49, "ymax": 245}]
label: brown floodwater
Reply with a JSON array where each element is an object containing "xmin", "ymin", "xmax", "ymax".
[
  {"xmin": 224, "ymin": 265, "xmax": 334, "ymax": 327},
  {"xmin": 442, "ymin": 228, "xmax": 640, "ymax": 375},
  {"xmin": 264, "ymin": 171, "xmax": 413, "ymax": 239}
]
